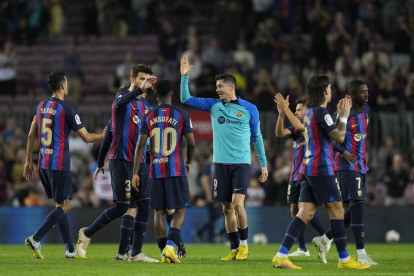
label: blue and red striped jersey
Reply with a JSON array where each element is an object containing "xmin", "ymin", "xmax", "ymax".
[
  {"xmin": 140, "ymin": 104, "xmax": 193, "ymax": 178},
  {"xmin": 287, "ymin": 126, "xmax": 306, "ymax": 181},
  {"xmin": 34, "ymin": 97, "xmax": 84, "ymax": 171},
  {"xmin": 109, "ymin": 88, "xmax": 150, "ymax": 162},
  {"xmin": 334, "ymin": 105, "xmax": 370, "ymax": 173},
  {"xmin": 300, "ymin": 106, "xmax": 337, "ymax": 176}
]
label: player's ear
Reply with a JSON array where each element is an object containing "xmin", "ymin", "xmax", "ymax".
[
  {"xmin": 130, "ymin": 76, "xmax": 135, "ymax": 83},
  {"xmin": 170, "ymin": 90, "xmax": 174, "ymax": 97},
  {"xmin": 154, "ymin": 91, "xmax": 159, "ymax": 99}
]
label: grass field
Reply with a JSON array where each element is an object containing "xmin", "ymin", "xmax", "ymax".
[{"xmin": 1, "ymin": 243, "xmax": 414, "ymax": 276}]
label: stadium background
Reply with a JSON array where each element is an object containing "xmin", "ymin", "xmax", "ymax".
[{"xmin": 0, "ymin": 0, "xmax": 413, "ymax": 244}]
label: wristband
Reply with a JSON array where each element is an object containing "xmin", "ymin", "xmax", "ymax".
[{"xmin": 339, "ymin": 117, "xmax": 347, "ymax": 124}]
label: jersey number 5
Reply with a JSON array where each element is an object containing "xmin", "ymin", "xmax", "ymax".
[
  {"xmin": 41, "ymin": 118, "xmax": 52, "ymax": 146},
  {"xmin": 150, "ymin": 127, "xmax": 177, "ymax": 156}
]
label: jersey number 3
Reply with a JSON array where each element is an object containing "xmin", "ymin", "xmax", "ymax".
[
  {"xmin": 41, "ymin": 118, "xmax": 52, "ymax": 146},
  {"xmin": 150, "ymin": 127, "xmax": 177, "ymax": 156}
]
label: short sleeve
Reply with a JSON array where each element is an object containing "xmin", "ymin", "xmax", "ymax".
[
  {"xmin": 314, "ymin": 107, "xmax": 337, "ymax": 134},
  {"xmin": 182, "ymin": 110, "xmax": 194, "ymax": 134},
  {"xmin": 66, "ymin": 106, "xmax": 85, "ymax": 131},
  {"xmin": 287, "ymin": 126, "xmax": 295, "ymax": 138},
  {"xmin": 139, "ymin": 113, "xmax": 150, "ymax": 136}
]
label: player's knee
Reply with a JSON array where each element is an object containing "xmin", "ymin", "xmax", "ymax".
[
  {"xmin": 290, "ymin": 205, "xmax": 299, "ymax": 218},
  {"xmin": 126, "ymin": 207, "xmax": 137, "ymax": 217},
  {"xmin": 136, "ymin": 200, "xmax": 150, "ymax": 220},
  {"xmin": 232, "ymin": 201, "xmax": 244, "ymax": 214},
  {"xmin": 221, "ymin": 202, "xmax": 234, "ymax": 215}
]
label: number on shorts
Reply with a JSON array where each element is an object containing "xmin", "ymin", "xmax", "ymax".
[
  {"xmin": 356, "ymin": 177, "xmax": 361, "ymax": 189},
  {"xmin": 214, "ymin": 179, "xmax": 217, "ymax": 190},
  {"xmin": 335, "ymin": 178, "xmax": 340, "ymax": 191},
  {"xmin": 125, "ymin": 180, "xmax": 131, "ymax": 192}
]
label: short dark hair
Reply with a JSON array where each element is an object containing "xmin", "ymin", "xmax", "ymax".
[
  {"xmin": 118, "ymin": 82, "xmax": 131, "ymax": 92},
  {"xmin": 215, "ymin": 73, "xmax": 237, "ymax": 88},
  {"xmin": 305, "ymin": 75, "xmax": 330, "ymax": 108},
  {"xmin": 296, "ymin": 98, "xmax": 307, "ymax": 106},
  {"xmin": 348, "ymin": 80, "xmax": 367, "ymax": 94},
  {"xmin": 47, "ymin": 71, "xmax": 66, "ymax": 92},
  {"xmin": 130, "ymin": 64, "xmax": 153, "ymax": 78},
  {"xmin": 153, "ymin": 79, "xmax": 172, "ymax": 97}
]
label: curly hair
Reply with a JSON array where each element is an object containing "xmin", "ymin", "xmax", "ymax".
[{"xmin": 130, "ymin": 64, "xmax": 153, "ymax": 78}]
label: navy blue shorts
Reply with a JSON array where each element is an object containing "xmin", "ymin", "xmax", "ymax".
[
  {"xmin": 213, "ymin": 164, "xmax": 250, "ymax": 202},
  {"xmin": 149, "ymin": 176, "xmax": 191, "ymax": 210},
  {"xmin": 109, "ymin": 159, "xmax": 133, "ymax": 202},
  {"xmin": 129, "ymin": 163, "xmax": 151, "ymax": 208},
  {"xmin": 299, "ymin": 174, "xmax": 342, "ymax": 205},
  {"xmin": 287, "ymin": 180, "xmax": 303, "ymax": 204},
  {"xmin": 39, "ymin": 168, "xmax": 72, "ymax": 203},
  {"xmin": 336, "ymin": 170, "xmax": 367, "ymax": 202}
]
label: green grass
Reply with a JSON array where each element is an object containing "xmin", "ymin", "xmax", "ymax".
[{"xmin": 1, "ymin": 243, "xmax": 413, "ymax": 275}]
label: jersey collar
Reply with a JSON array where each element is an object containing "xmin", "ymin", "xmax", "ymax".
[{"xmin": 221, "ymin": 96, "xmax": 240, "ymax": 106}]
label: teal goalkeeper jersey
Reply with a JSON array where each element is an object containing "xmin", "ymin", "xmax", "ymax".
[{"xmin": 180, "ymin": 76, "xmax": 267, "ymax": 167}]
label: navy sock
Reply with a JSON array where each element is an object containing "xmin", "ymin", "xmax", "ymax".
[
  {"xmin": 84, "ymin": 203, "xmax": 129, "ymax": 237},
  {"xmin": 278, "ymin": 217, "xmax": 305, "ymax": 255},
  {"xmin": 33, "ymin": 207, "xmax": 64, "ymax": 242},
  {"xmin": 58, "ymin": 214, "xmax": 74, "ymax": 253},
  {"xmin": 157, "ymin": 237, "xmax": 167, "ymax": 253},
  {"xmin": 331, "ymin": 219, "xmax": 349, "ymax": 259},
  {"xmin": 325, "ymin": 208, "xmax": 352, "ymax": 239},
  {"xmin": 227, "ymin": 231, "xmax": 239, "ymax": 250},
  {"xmin": 118, "ymin": 215, "xmax": 134, "ymax": 255},
  {"xmin": 129, "ymin": 227, "xmax": 134, "ymax": 248},
  {"xmin": 350, "ymin": 202, "xmax": 365, "ymax": 250},
  {"xmin": 132, "ymin": 200, "xmax": 150, "ymax": 256},
  {"xmin": 297, "ymin": 228, "xmax": 307, "ymax": 251},
  {"xmin": 167, "ymin": 227, "xmax": 180, "ymax": 247},
  {"xmin": 309, "ymin": 214, "xmax": 326, "ymax": 236},
  {"xmin": 238, "ymin": 226, "xmax": 248, "ymax": 241}
]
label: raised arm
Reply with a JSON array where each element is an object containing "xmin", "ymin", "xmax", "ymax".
[
  {"xmin": 23, "ymin": 120, "xmax": 37, "ymax": 181},
  {"xmin": 180, "ymin": 55, "xmax": 217, "ymax": 111},
  {"xmin": 114, "ymin": 76, "xmax": 157, "ymax": 109},
  {"xmin": 328, "ymin": 98, "xmax": 351, "ymax": 143},
  {"xmin": 274, "ymin": 94, "xmax": 305, "ymax": 131}
]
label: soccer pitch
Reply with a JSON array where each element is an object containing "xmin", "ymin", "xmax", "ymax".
[{"xmin": 1, "ymin": 244, "xmax": 413, "ymax": 276}]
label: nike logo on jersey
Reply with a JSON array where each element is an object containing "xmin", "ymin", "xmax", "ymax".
[
  {"xmin": 351, "ymin": 124, "xmax": 358, "ymax": 127},
  {"xmin": 234, "ymin": 188, "xmax": 242, "ymax": 191},
  {"xmin": 117, "ymin": 95, "xmax": 122, "ymax": 98}
]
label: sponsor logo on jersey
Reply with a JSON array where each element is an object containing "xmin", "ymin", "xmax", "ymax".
[
  {"xmin": 217, "ymin": 116, "xmax": 242, "ymax": 125},
  {"xmin": 324, "ymin": 114, "xmax": 333, "ymax": 126},
  {"xmin": 75, "ymin": 114, "xmax": 82, "ymax": 125},
  {"xmin": 153, "ymin": 157, "xmax": 169, "ymax": 164},
  {"xmin": 41, "ymin": 148, "xmax": 54, "ymax": 154},
  {"xmin": 354, "ymin": 133, "xmax": 362, "ymax": 141}
]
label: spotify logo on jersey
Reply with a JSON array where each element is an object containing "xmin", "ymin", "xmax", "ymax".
[{"xmin": 218, "ymin": 116, "xmax": 225, "ymax": 124}]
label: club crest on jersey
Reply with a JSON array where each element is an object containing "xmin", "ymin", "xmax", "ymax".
[
  {"xmin": 126, "ymin": 192, "xmax": 131, "ymax": 199},
  {"xmin": 133, "ymin": 115, "xmax": 140, "ymax": 124},
  {"xmin": 354, "ymin": 133, "xmax": 362, "ymax": 142},
  {"xmin": 366, "ymin": 118, "xmax": 369, "ymax": 125},
  {"xmin": 145, "ymin": 110, "xmax": 149, "ymax": 114},
  {"xmin": 324, "ymin": 114, "xmax": 333, "ymax": 126},
  {"xmin": 237, "ymin": 111, "xmax": 242, "ymax": 117},
  {"xmin": 358, "ymin": 190, "xmax": 362, "ymax": 196},
  {"xmin": 214, "ymin": 191, "xmax": 217, "ymax": 197}
]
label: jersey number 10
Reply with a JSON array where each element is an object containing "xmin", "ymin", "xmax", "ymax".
[{"xmin": 150, "ymin": 127, "xmax": 177, "ymax": 156}]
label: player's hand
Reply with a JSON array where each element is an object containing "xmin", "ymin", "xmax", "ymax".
[
  {"xmin": 140, "ymin": 76, "xmax": 157, "ymax": 91},
  {"xmin": 186, "ymin": 164, "xmax": 191, "ymax": 176},
  {"xmin": 180, "ymin": 55, "xmax": 194, "ymax": 76},
  {"xmin": 342, "ymin": 150, "xmax": 358, "ymax": 166},
  {"xmin": 94, "ymin": 166, "xmax": 104, "ymax": 180},
  {"xmin": 128, "ymin": 81, "xmax": 135, "ymax": 92},
  {"xmin": 23, "ymin": 162, "xmax": 34, "ymax": 181},
  {"xmin": 274, "ymin": 93, "xmax": 289, "ymax": 113},
  {"xmin": 258, "ymin": 166, "xmax": 268, "ymax": 183},
  {"xmin": 132, "ymin": 174, "xmax": 140, "ymax": 192}
]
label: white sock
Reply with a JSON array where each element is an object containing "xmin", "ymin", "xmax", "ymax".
[
  {"xmin": 240, "ymin": 239, "xmax": 247, "ymax": 246},
  {"xmin": 339, "ymin": 256, "xmax": 350, "ymax": 263},
  {"xmin": 322, "ymin": 234, "xmax": 330, "ymax": 244},
  {"xmin": 357, "ymin": 249, "xmax": 366, "ymax": 256},
  {"xmin": 166, "ymin": 245, "xmax": 174, "ymax": 250},
  {"xmin": 232, "ymin": 248, "xmax": 239, "ymax": 252},
  {"xmin": 276, "ymin": 252, "xmax": 287, "ymax": 259}
]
